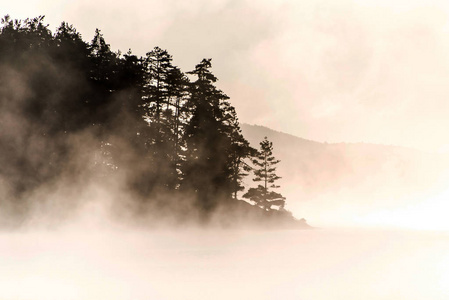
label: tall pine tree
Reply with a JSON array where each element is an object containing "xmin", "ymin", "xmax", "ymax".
[
  {"xmin": 181, "ymin": 59, "xmax": 236, "ymax": 212},
  {"xmin": 141, "ymin": 47, "xmax": 185, "ymax": 192},
  {"xmin": 243, "ymin": 137, "xmax": 286, "ymax": 211}
]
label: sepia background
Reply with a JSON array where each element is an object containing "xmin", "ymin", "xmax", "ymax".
[{"xmin": 1, "ymin": 0, "xmax": 449, "ymax": 299}]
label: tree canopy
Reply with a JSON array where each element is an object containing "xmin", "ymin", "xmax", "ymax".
[{"xmin": 0, "ymin": 15, "xmax": 296, "ymax": 226}]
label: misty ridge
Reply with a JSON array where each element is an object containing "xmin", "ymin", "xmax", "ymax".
[
  {"xmin": 0, "ymin": 15, "xmax": 307, "ymax": 230},
  {"xmin": 242, "ymin": 124, "xmax": 449, "ymax": 225},
  {"xmin": 242, "ymin": 124, "xmax": 449, "ymax": 194}
]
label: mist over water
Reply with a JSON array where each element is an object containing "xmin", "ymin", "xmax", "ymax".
[{"xmin": 1, "ymin": 225, "xmax": 449, "ymax": 300}]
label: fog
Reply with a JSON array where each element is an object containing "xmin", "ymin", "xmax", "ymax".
[
  {"xmin": 3, "ymin": 1, "xmax": 449, "ymax": 298},
  {"xmin": 290, "ymin": 165, "xmax": 449, "ymax": 230},
  {"xmin": 1, "ymin": 224, "xmax": 449, "ymax": 300},
  {"xmin": 240, "ymin": 124, "xmax": 449, "ymax": 231},
  {"xmin": 0, "ymin": 124, "xmax": 447, "ymax": 300},
  {"xmin": 3, "ymin": 163, "xmax": 448, "ymax": 300}
]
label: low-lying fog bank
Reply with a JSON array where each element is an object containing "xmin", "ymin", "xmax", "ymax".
[{"xmin": 1, "ymin": 227, "xmax": 448, "ymax": 300}]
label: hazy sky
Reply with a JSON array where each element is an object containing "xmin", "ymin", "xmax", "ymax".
[{"xmin": 4, "ymin": 0, "xmax": 449, "ymax": 152}]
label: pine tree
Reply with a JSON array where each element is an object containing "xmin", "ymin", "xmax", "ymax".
[
  {"xmin": 165, "ymin": 66, "xmax": 190, "ymax": 189},
  {"xmin": 243, "ymin": 137, "xmax": 286, "ymax": 211},
  {"xmin": 141, "ymin": 47, "xmax": 184, "ymax": 191},
  {"xmin": 181, "ymin": 59, "xmax": 235, "ymax": 211},
  {"xmin": 87, "ymin": 28, "xmax": 122, "ymax": 135},
  {"xmin": 143, "ymin": 47, "xmax": 172, "ymax": 126},
  {"xmin": 225, "ymin": 106, "xmax": 252, "ymax": 199}
]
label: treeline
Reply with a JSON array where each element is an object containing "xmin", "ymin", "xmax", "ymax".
[{"xmin": 0, "ymin": 16, "xmax": 289, "ymax": 222}]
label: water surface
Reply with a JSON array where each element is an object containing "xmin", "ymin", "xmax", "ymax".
[{"xmin": 1, "ymin": 228, "xmax": 448, "ymax": 299}]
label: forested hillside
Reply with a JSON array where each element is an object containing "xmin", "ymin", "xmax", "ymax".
[{"xmin": 0, "ymin": 16, "xmax": 303, "ymax": 228}]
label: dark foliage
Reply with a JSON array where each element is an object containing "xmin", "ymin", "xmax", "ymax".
[
  {"xmin": 243, "ymin": 137, "xmax": 286, "ymax": 211},
  {"xmin": 0, "ymin": 16, "xmax": 296, "ymax": 225}
]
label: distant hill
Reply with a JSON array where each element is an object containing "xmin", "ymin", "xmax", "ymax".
[{"xmin": 241, "ymin": 124, "xmax": 449, "ymax": 225}]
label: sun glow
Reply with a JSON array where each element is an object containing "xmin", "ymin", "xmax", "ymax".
[{"xmin": 356, "ymin": 188, "xmax": 449, "ymax": 231}]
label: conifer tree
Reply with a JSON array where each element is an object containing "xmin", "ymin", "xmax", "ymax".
[
  {"xmin": 225, "ymin": 106, "xmax": 252, "ymax": 199},
  {"xmin": 142, "ymin": 47, "xmax": 189, "ymax": 191},
  {"xmin": 181, "ymin": 59, "xmax": 235, "ymax": 211},
  {"xmin": 165, "ymin": 66, "xmax": 190, "ymax": 189},
  {"xmin": 243, "ymin": 137, "xmax": 286, "ymax": 211},
  {"xmin": 143, "ymin": 47, "xmax": 172, "ymax": 125},
  {"xmin": 141, "ymin": 47, "xmax": 175, "ymax": 191},
  {"xmin": 88, "ymin": 28, "xmax": 122, "ymax": 135}
]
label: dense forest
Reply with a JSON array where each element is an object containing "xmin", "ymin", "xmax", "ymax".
[{"xmin": 0, "ymin": 16, "xmax": 305, "ymax": 227}]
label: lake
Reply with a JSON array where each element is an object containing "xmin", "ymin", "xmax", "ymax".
[{"xmin": 1, "ymin": 227, "xmax": 448, "ymax": 300}]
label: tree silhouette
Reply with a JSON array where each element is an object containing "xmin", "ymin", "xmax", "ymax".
[
  {"xmin": 244, "ymin": 137, "xmax": 286, "ymax": 211},
  {"xmin": 0, "ymin": 16, "xmax": 301, "ymax": 227},
  {"xmin": 181, "ymin": 59, "xmax": 238, "ymax": 211},
  {"xmin": 141, "ymin": 47, "xmax": 188, "ymax": 192},
  {"xmin": 226, "ymin": 106, "xmax": 253, "ymax": 199}
]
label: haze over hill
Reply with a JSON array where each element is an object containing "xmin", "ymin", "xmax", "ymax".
[{"xmin": 241, "ymin": 124, "xmax": 449, "ymax": 228}]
